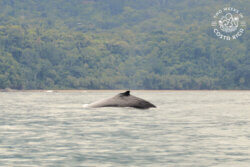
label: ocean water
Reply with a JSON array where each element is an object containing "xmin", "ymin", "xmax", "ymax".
[{"xmin": 0, "ymin": 91, "xmax": 250, "ymax": 167}]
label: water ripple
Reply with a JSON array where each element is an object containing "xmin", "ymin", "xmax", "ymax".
[{"xmin": 0, "ymin": 91, "xmax": 250, "ymax": 166}]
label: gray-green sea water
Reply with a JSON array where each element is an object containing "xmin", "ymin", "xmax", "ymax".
[{"xmin": 0, "ymin": 91, "xmax": 250, "ymax": 166}]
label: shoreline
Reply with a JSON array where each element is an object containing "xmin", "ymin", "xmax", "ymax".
[{"xmin": 1, "ymin": 89, "xmax": 250, "ymax": 93}]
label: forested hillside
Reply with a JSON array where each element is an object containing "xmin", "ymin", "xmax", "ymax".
[{"xmin": 0, "ymin": 0, "xmax": 249, "ymax": 89}]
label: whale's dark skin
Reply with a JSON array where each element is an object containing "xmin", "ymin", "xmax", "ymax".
[{"xmin": 87, "ymin": 91, "xmax": 156, "ymax": 109}]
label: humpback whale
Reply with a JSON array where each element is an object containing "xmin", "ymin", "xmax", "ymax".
[{"xmin": 87, "ymin": 91, "xmax": 156, "ymax": 109}]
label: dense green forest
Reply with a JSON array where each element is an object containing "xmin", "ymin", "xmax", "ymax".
[{"xmin": 0, "ymin": 0, "xmax": 249, "ymax": 90}]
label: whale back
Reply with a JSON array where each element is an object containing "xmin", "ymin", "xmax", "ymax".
[
  {"xmin": 119, "ymin": 90, "xmax": 130, "ymax": 96},
  {"xmin": 87, "ymin": 91, "xmax": 156, "ymax": 109}
]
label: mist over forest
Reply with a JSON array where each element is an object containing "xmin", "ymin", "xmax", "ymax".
[{"xmin": 0, "ymin": 0, "xmax": 249, "ymax": 90}]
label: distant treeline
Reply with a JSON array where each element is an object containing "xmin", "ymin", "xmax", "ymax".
[{"xmin": 0, "ymin": 0, "xmax": 249, "ymax": 89}]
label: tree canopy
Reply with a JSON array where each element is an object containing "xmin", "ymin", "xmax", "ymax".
[{"xmin": 0, "ymin": 0, "xmax": 249, "ymax": 89}]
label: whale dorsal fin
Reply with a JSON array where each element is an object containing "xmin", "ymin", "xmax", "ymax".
[{"xmin": 120, "ymin": 90, "xmax": 130, "ymax": 96}]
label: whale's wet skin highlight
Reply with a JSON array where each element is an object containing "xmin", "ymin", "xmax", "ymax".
[{"xmin": 0, "ymin": 91, "xmax": 250, "ymax": 166}]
